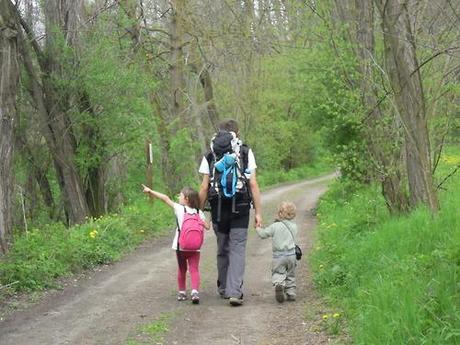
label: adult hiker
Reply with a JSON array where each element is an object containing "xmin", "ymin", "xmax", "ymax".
[{"xmin": 198, "ymin": 119, "xmax": 262, "ymax": 306}]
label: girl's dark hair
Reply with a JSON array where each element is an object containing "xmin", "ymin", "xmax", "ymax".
[{"xmin": 181, "ymin": 186, "xmax": 200, "ymax": 209}]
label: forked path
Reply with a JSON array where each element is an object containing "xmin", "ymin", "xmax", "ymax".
[{"xmin": 0, "ymin": 174, "xmax": 337, "ymax": 345}]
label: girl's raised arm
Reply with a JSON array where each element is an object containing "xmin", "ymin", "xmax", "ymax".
[{"xmin": 142, "ymin": 184, "xmax": 174, "ymax": 208}]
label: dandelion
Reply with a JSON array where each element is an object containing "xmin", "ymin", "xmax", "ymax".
[
  {"xmin": 442, "ymin": 154, "xmax": 460, "ymax": 165},
  {"xmin": 333, "ymin": 313, "xmax": 340, "ymax": 318},
  {"xmin": 322, "ymin": 314, "xmax": 329, "ymax": 320},
  {"xmin": 89, "ymin": 230, "xmax": 98, "ymax": 239}
]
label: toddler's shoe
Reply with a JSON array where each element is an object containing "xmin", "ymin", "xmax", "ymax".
[
  {"xmin": 286, "ymin": 294, "xmax": 296, "ymax": 302},
  {"xmin": 275, "ymin": 284, "xmax": 285, "ymax": 303}
]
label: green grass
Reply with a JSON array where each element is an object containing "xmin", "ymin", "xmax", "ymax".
[
  {"xmin": 126, "ymin": 313, "xmax": 173, "ymax": 345},
  {"xmin": 311, "ymin": 147, "xmax": 460, "ymax": 344},
  {"xmin": 0, "ymin": 197, "xmax": 173, "ymax": 293}
]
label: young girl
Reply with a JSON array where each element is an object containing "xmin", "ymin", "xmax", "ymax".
[
  {"xmin": 255, "ymin": 201, "xmax": 298, "ymax": 303},
  {"xmin": 142, "ymin": 184, "xmax": 209, "ymax": 304}
]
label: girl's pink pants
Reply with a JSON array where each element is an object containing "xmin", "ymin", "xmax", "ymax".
[{"xmin": 176, "ymin": 251, "xmax": 200, "ymax": 291}]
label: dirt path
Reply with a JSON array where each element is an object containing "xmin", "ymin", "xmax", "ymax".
[{"xmin": 0, "ymin": 174, "xmax": 336, "ymax": 345}]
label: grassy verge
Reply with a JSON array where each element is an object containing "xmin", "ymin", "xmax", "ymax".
[
  {"xmin": 0, "ymin": 198, "xmax": 173, "ymax": 293},
  {"xmin": 310, "ymin": 147, "xmax": 460, "ymax": 344}
]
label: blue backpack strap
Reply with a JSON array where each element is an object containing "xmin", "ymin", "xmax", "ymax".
[{"xmin": 220, "ymin": 163, "xmax": 237, "ymax": 198}]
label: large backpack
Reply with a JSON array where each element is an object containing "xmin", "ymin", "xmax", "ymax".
[
  {"xmin": 178, "ymin": 207, "xmax": 205, "ymax": 251},
  {"xmin": 205, "ymin": 130, "xmax": 252, "ymax": 221}
]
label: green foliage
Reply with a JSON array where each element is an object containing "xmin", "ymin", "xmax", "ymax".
[
  {"xmin": 247, "ymin": 52, "xmax": 320, "ymax": 171},
  {"xmin": 311, "ymin": 147, "xmax": 460, "ymax": 344},
  {"xmin": 168, "ymin": 127, "xmax": 201, "ymax": 190},
  {"xmin": 239, "ymin": 36, "xmax": 366, "ymax": 183},
  {"xmin": 77, "ymin": 15, "xmax": 160, "ymax": 206},
  {"xmin": 0, "ymin": 197, "xmax": 173, "ymax": 292},
  {"xmin": 305, "ymin": 51, "xmax": 368, "ymax": 182}
]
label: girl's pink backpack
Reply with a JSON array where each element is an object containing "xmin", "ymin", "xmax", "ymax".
[{"xmin": 178, "ymin": 208, "xmax": 205, "ymax": 251}]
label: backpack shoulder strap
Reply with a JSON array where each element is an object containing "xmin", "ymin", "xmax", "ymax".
[
  {"xmin": 176, "ymin": 206, "xmax": 188, "ymax": 252},
  {"xmin": 240, "ymin": 144, "xmax": 249, "ymax": 170},
  {"xmin": 205, "ymin": 150, "xmax": 216, "ymax": 178},
  {"xmin": 205, "ymin": 150, "xmax": 214, "ymax": 163}
]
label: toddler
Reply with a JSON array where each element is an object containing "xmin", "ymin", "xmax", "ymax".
[{"xmin": 256, "ymin": 201, "xmax": 298, "ymax": 303}]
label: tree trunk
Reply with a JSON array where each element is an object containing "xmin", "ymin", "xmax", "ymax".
[
  {"xmin": 170, "ymin": 0, "xmax": 187, "ymax": 127},
  {"xmin": 0, "ymin": 0, "xmax": 20, "ymax": 253},
  {"xmin": 351, "ymin": 0, "xmax": 409, "ymax": 213},
  {"xmin": 188, "ymin": 41, "xmax": 219, "ymax": 133},
  {"xmin": 198, "ymin": 67, "xmax": 219, "ymax": 130},
  {"xmin": 79, "ymin": 91, "xmax": 106, "ymax": 217},
  {"xmin": 43, "ymin": 0, "xmax": 90, "ymax": 224},
  {"xmin": 375, "ymin": 0, "xmax": 439, "ymax": 212},
  {"xmin": 15, "ymin": 135, "xmax": 56, "ymax": 219},
  {"xmin": 16, "ymin": 0, "xmax": 90, "ymax": 224}
]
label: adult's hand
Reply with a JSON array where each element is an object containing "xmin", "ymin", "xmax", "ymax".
[
  {"xmin": 249, "ymin": 171, "xmax": 262, "ymax": 228},
  {"xmin": 254, "ymin": 213, "xmax": 263, "ymax": 228}
]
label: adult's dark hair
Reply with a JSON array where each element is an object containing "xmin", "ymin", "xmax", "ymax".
[
  {"xmin": 181, "ymin": 186, "xmax": 200, "ymax": 209},
  {"xmin": 218, "ymin": 119, "xmax": 239, "ymax": 134}
]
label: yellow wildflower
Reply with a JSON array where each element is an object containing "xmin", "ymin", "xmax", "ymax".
[
  {"xmin": 322, "ymin": 314, "xmax": 329, "ymax": 320},
  {"xmin": 89, "ymin": 230, "xmax": 98, "ymax": 239},
  {"xmin": 140, "ymin": 230, "xmax": 145, "ymax": 233},
  {"xmin": 333, "ymin": 313, "xmax": 340, "ymax": 318},
  {"xmin": 441, "ymin": 154, "xmax": 460, "ymax": 165}
]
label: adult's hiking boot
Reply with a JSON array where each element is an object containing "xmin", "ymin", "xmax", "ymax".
[
  {"xmin": 275, "ymin": 284, "xmax": 285, "ymax": 303},
  {"xmin": 229, "ymin": 296, "xmax": 244, "ymax": 306}
]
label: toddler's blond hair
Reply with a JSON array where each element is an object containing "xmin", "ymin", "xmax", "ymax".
[{"xmin": 276, "ymin": 201, "xmax": 296, "ymax": 221}]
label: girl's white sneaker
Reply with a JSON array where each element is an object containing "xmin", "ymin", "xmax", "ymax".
[{"xmin": 191, "ymin": 291, "xmax": 200, "ymax": 304}]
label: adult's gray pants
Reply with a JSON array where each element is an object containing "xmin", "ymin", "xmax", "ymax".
[{"xmin": 214, "ymin": 226, "xmax": 248, "ymax": 298}]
